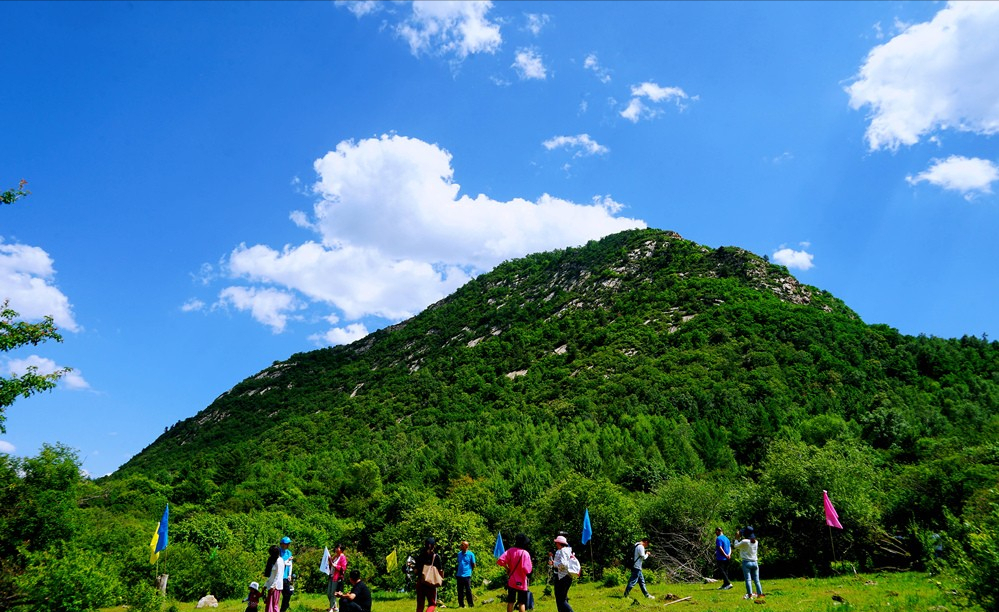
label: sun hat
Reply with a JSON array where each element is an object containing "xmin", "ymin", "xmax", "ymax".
[
  {"xmin": 554, "ymin": 535, "xmax": 568, "ymax": 545},
  {"xmin": 249, "ymin": 581, "xmax": 259, "ymax": 590}
]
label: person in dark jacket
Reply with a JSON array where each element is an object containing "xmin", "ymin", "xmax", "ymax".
[{"xmin": 414, "ymin": 537, "xmax": 444, "ymax": 612}]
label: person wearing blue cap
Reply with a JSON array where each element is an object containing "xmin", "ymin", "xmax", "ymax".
[{"xmin": 279, "ymin": 537, "xmax": 294, "ymax": 611}]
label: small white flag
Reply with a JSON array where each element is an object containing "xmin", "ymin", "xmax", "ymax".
[{"xmin": 319, "ymin": 547, "xmax": 331, "ymax": 574}]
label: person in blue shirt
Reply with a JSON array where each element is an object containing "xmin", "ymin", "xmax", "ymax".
[
  {"xmin": 279, "ymin": 536, "xmax": 294, "ymax": 612},
  {"xmin": 714, "ymin": 527, "xmax": 733, "ymax": 590},
  {"xmin": 456, "ymin": 540, "xmax": 477, "ymax": 608}
]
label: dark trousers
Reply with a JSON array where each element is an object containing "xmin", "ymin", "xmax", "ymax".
[
  {"xmin": 280, "ymin": 584, "xmax": 292, "ymax": 612},
  {"xmin": 416, "ymin": 582, "xmax": 437, "ymax": 612},
  {"xmin": 554, "ymin": 575, "xmax": 574, "ymax": 612},
  {"xmin": 339, "ymin": 599, "xmax": 364, "ymax": 612},
  {"xmin": 715, "ymin": 558, "xmax": 731, "ymax": 586},
  {"xmin": 457, "ymin": 576, "xmax": 474, "ymax": 607}
]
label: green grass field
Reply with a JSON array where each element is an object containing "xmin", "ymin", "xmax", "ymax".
[{"xmin": 128, "ymin": 571, "xmax": 980, "ymax": 612}]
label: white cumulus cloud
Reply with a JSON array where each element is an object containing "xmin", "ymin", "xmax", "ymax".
[
  {"xmin": 217, "ymin": 286, "xmax": 303, "ymax": 333},
  {"xmin": 5, "ymin": 354, "xmax": 89, "ymax": 390},
  {"xmin": 214, "ymin": 134, "xmax": 646, "ymax": 339},
  {"xmin": 906, "ymin": 155, "xmax": 999, "ymax": 199},
  {"xmin": 396, "ymin": 0, "xmax": 502, "ymax": 59},
  {"xmin": 847, "ymin": 2, "xmax": 999, "ymax": 151},
  {"xmin": 620, "ymin": 82, "xmax": 693, "ymax": 122},
  {"xmin": 0, "ymin": 239, "xmax": 79, "ymax": 332},
  {"xmin": 543, "ymin": 134, "xmax": 609, "ymax": 157},
  {"xmin": 772, "ymin": 246, "xmax": 815, "ymax": 271},
  {"xmin": 512, "ymin": 48, "xmax": 547, "ymax": 80},
  {"xmin": 0, "ymin": 440, "xmax": 14, "ymax": 453},
  {"xmin": 310, "ymin": 323, "xmax": 371, "ymax": 347}
]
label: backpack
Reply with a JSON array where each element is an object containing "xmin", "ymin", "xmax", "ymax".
[
  {"xmin": 625, "ymin": 543, "xmax": 638, "ymax": 567},
  {"xmin": 566, "ymin": 553, "xmax": 581, "ymax": 577}
]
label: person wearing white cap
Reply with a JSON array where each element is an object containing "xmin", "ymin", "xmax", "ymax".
[
  {"xmin": 548, "ymin": 535, "xmax": 576, "ymax": 612},
  {"xmin": 243, "ymin": 581, "xmax": 262, "ymax": 612}
]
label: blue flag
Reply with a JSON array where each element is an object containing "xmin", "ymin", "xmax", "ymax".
[
  {"xmin": 581, "ymin": 508, "xmax": 592, "ymax": 545},
  {"xmin": 493, "ymin": 531, "xmax": 505, "ymax": 558}
]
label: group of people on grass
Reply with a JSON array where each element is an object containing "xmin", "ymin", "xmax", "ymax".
[
  {"xmin": 242, "ymin": 537, "xmax": 370, "ymax": 612},
  {"xmin": 713, "ymin": 526, "xmax": 764, "ymax": 600},
  {"xmin": 413, "ymin": 532, "xmax": 578, "ymax": 612},
  {"xmin": 241, "ymin": 526, "xmax": 761, "ymax": 612}
]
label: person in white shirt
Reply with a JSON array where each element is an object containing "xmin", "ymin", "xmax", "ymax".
[
  {"xmin": 263, "ymin": 545, "xmax": 286, "ymax": 612},
  {"xmin": 731, "ymin": 526, "xmax": 763, "ymax": 600},
  {"xmin": 622, "ymin": 537, "xmax": 654, "ymax": 599}
]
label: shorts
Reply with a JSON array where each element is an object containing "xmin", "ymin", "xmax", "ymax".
[{"xmin": 507, "ymin": 587, "xmax": 529, "ymax": 607}]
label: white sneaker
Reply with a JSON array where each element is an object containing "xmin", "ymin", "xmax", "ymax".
[
  {"xmin": 743, "ymin": 594, "xmax": 752, "ymax": 600},
  {"xmin": 646, "ymin": 595, "xmax": 656, "ymax": 599}
]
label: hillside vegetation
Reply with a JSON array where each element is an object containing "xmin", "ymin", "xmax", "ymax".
[{"xmin": 3, "ymin": 228, "xmax": 998, "ymax": 610}]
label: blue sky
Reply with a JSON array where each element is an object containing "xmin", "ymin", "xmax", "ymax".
[{"xmin": 2, "ymin": 1, "xmax": 997, "ymax": 477}]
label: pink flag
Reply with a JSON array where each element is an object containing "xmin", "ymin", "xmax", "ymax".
[{"xmin": 823, "ymin": 490, "xmax": 843, "ymax": 529}]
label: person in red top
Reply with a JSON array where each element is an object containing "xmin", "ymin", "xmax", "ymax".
[
  {"xmin": 327, "ymin": 544, "xmax": 348, "ymax": 612},
  {"xmin": 497, "ymin": 533, "xmax": 533, "ymax": 612}
]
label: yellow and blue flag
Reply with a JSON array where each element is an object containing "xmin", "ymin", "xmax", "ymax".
[{"xmin": 149, "ymin": 504, "xmax": 169, "ymax": 564}]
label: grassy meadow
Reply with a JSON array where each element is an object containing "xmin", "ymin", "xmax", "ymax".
[{"xmin": 120, "ymin": 571, "xmax": 979, "ymax": 612}]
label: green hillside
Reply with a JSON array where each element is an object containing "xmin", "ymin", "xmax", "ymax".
[{"xmin": 4, "ymin": 228, "xmax": 999, "ymax": 610}]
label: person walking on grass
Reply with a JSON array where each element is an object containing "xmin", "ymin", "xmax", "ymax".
[
  {"xmin": 732, "ymin": 526, "xmax": 763, "ymax": 600},
  {"xmin": 623, "ymin": 537, "xmax": 655, "ymax": 600}
]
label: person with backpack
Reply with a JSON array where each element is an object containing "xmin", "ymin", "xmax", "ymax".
[
  {"xmin": 548, "ymin": 535, "xmax": 578, "ymax": 612},
  {"xmin": 622, "ymin": 537, "xmax": 655, "ymax": 600}
]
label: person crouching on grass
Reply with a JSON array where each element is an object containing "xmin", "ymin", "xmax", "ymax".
[{"xmin": 336, "ymin": 569, "xmax": 372, "ymax": 612}]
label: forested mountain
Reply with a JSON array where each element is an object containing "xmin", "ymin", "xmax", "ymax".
[{"xmin": 5, "ymin": 228, "xmax": 998, "ymax": 610}]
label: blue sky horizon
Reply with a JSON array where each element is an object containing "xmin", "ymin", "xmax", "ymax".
[{"xmin": 2, "ymin": 1, "xmax": 997, "ymax": 477}]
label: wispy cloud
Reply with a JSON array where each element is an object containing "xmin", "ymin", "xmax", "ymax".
[
  {"xmin": 906, "ymin": 156, "xmax": 999, "ymax": 200},
  {"xmin": 584, "ymin": 53, "xmax": 611, "ymax": 83},
  {"xmin": 620, "ymin": 81, "xmax": 693, "ymax": 122},
  {"xmin": 543, "ymin": 134, "xmax": 609, "ymax": 157},
  {"xmin": 847, "ymin": 2, "xmax": 999, "ymax": 151},
  {"xmin": 336, "ymin": 0, "xmax": 383, "ymax": 19},
  {"xmin": 512, "ymin": 47, "xmax": 547, "ymax": 80},
  {"xmin": 0, "ymin": 440, "xmax": 14, "ymax": 453},
  {"xmin": 524, "ymin": 12, "xmax": 550, "ymax": 36}
]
